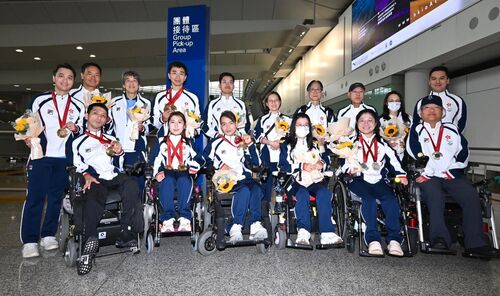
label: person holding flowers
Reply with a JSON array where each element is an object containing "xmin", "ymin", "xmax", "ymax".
[
  {"xmin": 200, "ymin": 111, "xmax": 267, "ymax": 242},
  {"xmin": 108, "ymin": 71, "xmax": 151, "ymax": 189},
  {"xmin": 379, "ymin": 91, "xmax": 412, "ymax": 160},
  {"xmin": 152, "ymin": 111, "xmax": 201, "ymax": 233},
  {"xmin": 254, "ymin": 91, "xmax": 291, "ymax": 203},
  {"xmin": 294, "ymin": 80, "xmax": 335, "ymax": 149},
  {"xmin": 20, "ymin": 63, "xmax": 85, "ymax": 258},
  {"xmin": 279, "ymin": 113, "xmax": 342, "ymax": 246},
  {"xmin": 202, "ymin": 72, "xmax": 250, "ymax": 138},
  {"xmin": 341, "ymin": 109, "xmax": 407, "ymax": 256},
  {"xmin": 337, "ymin": 82, "xmax": 376, "ymax": 131}
]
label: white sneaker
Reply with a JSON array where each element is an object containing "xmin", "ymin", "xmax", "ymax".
[
  {"xmin": 229, "ymin": 224, "xmax": 243, "ymax": 242},
  {"xmin": 368, "ymin": 241, "xmax": 384, "ymax": 256},
  {"xmin": 249, "ymin": 221, "xmax": 268, "ymax": 240},
  {"xmin": 178, "ymin": 217, "xmax": 192, "ymax": 232},
  {"xmin": 320, "ymin": 232, "xmax": 343, "ymax": 245},
  {"xmin": 295, "ymin": 228, "xmax": 311, "ymax": 245},
  {"xmin": 22, "ymin": 243, "xmax": 39, "ymax": 258},
  {"xmin": 387, "ymin": 240, "xmax": 404, "ymax": 257},
  {"xmin": 161, "ymin": 218, "xmax": 175, "ymax": 233},
  {"xmin": 40, "ymin": 236, "xmax": 58, "ymax": 251}
]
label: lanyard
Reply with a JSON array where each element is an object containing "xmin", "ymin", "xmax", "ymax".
[
  {"xmin": 166, "ymin": 136, "xmax": 183, "ymax": 166},
  {"xmin": 423, "ymin": 125, "xmax": 444, "ymax": 153},
  {"xmin": 359, "ymin": 135, "xmax": 378, "ymax": 163},
  {"xmin": 218, "ymin": 134, "xmax": 242, "ymax": 148},
  {"xmin": 51, "ymin": 92, "xmax": 72, "ymax": 128},
  {"xmin": 84, "ymin": 131, "xmax": 112, "ymax": 145},
  {"xmin": 166, "ymin": 87, "xmax": 184, "ymax": 107}
]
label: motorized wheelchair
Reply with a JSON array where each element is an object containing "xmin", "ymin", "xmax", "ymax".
[
  {"xmin": 196, "ymin": 167, "xmax": 272, "ymax": 256},
  {"xmin": 58, "ymin": 165, "xmax": 145, "ymax": 270},
  {"xmin": 407, "ymin": 154, "xmax": 499, "ymax": 257},
  {"xmin": 142, "ymin": 165, "xmax": 205, "ymax": 253},
  {"xmin": 271, "ymin": 170, "xmax": 345, "ymax": 251},
  {"xmin": 332, "ymin": 171, "xmax": 418, "ymax": 258}
]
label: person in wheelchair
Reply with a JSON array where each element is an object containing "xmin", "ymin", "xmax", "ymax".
[
  {"xmin": 279, "ymin": 113, "xmax": 343, "ymax": 246},
  {"xmin": 152, "ymin": 111, "xmax": 200, "ymax": 233},
  {"xmin": 341, "ymin": 109, "xmax": 408, "ymax": 256},
  {"xmin": 201, "ymin": 110, "xmax": 268, "ymax": 243},
  {"xmin": 407, "ymin": 95, "xmax": 500, "ymax": 258},
  {"xmin": 72, "ymin": 103, "xmax": 144, "ymax": 275}
]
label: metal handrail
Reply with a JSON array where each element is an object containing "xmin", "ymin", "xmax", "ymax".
[{"xmin": 470, "ymin": 147, "xmax": 500, "ymax": 152}]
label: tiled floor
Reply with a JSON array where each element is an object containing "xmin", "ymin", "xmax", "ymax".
[{"xmin": 1, "ymin": 200, "xmax": 500, "ymax": 296}]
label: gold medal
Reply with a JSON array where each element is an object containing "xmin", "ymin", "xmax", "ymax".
[
  {"xmin": 177, "ymin": 164, "xmax": 187, "ymax": 171},
  {"xmin": 106, "ymin": 146, "xmax": 116, "ymax": 157},
  {"xmin": 57, "ymin": 128, "xmax": 69, "ymax": 138},
  {"xmin": 432, "ymin": 151, "xmax": 443, "ymax": 160}
]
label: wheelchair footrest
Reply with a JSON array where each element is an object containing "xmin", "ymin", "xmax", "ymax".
[
  {"xmin": 461, "ymin": 251, "xmax": 492, "ymax": 259},
  {"xmin": 286, "ymin": 240, "xmax": 314, "ymax": 250},
  {"xmin": 316, "ymin": 242, "xmax": 345, "ymax": 250},
  {"xmin": 224, "ymin": 238, "xmax": 267, "ymax": 247},
  {"xmin": 420, "ymin": 242, "xmax": 457, "ymax": 255},
  {"xmin": 359, "ymin": 250, "xmax": 385, "ymax": 258}
]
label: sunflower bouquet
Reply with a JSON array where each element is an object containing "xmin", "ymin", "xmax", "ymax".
[
  {"xmin": 128, "ymin": 106, "xmax": 150, "ymax": 140},
  {"xmin": 275, "ymin": 116, "xmax": 291, "ymax": 141},
  {"xmin": 83, "ymin": 91, "xmax": 114, "ymax": 108},
  {"xmin": 327, "ymin": 117, "xmax": 353, "ymax": 144},
  {"xmin": 212, "ymin": 168, "xmax": 238, "ymax": 193},
  {"xmin": 232, "ymin": 110, "xmax": 246, "ymax": 130},
  {"xmin": 184, "ymin": 109, "xmax": 202, "ymax": 138},
  {"xmin": 12, "ymin": 110, "xmax": 45, "ymax": 160},
  {"xmin": 379, "ymin": 118, "xmax": 408, "ymax": 154}
]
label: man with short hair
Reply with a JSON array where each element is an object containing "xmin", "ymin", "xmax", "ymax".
[
  {"xmin": 337, "ymin": 82, "xmax": 376, "ymax": 130},
  {"xmin": 407, "ymin": 95, "xmax": 499, "ymax": 258},
  {"xmin": 21, "ymin": 63, "xmax": 85, "ymax": 258},
  {"xmin": 71, "ymin": 62, "xmax": 103, "ymax": 101},
  {"xmin": 412, "ymin": 66, "xmax": 467, "ymax": 132},
  {"xmin": 202, "ymin": 72, "xmax": 250, "ymax": 138}
]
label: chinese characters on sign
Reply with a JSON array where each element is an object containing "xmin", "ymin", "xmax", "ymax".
[{"xmin": 171, "ymin": 15, "xmax": 200, "ymax": 53}]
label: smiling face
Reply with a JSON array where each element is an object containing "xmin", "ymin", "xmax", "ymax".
[
  {"xmin": 219, "ymin": 75, "xmax": 235, "ymax": 96},
  {"xmin": 85, "ymin": 105, "xmax": 108, "ymax": 131},
  {"xmin": 428, "ymin": 70, "xmax": 449, "ymax": 93},
  {"xmin": 123, "ymin": 75, "xmax": 139, "ymax": 96},
  {"xmin": 168, "ymin": 66, "xmax": 187, "ymax": 89},
  {"xmin": 420, "ymin": 103, "xmax": 443, "ymax": 125},
  {"xmin": 266, "ymin": 93, "xmax": 281, "ymax": 112},
  {"xmin": 307, "ymin": 81, "xmax": 323, "ymax": 104},
  {"xmin": 53, "ymin": 67, "xmax": 75, "ymax": 95},
  {"xmin": 168, "ymin": 114, "xmax": 185, "ymax": 136},
  {"xmin": 357, "ymin": 113, "xmax": 376, "ymax": 136},
  {"xmin": 81, "ymin": 65, "xmax": 101, "ymax": 90},
  {"xmin": 220, "ymin": 115, "xmax": 236, "ymax": 136}
]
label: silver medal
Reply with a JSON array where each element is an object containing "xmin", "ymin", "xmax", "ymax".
[{"xmin": 372, "ymin": 162, "xmax": 380, "ymax": 170}]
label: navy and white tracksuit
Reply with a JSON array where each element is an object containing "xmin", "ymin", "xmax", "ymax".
[
  {"xmin": 253, "ymin": 112, "xmax": 291, "ymax": 202},
  {"xmin": 341, "ymin": 134, "xmax": 406, "ymax": 244},
  {"xmin": 201, "ymin": 135, "xmax": 263, "ymax": 227},
  {"xmin": 407, "ymin": 121, "xmax": 485, "ymax": 248},
  {"xmin": 153, "ymin": 134, "xmax": 200, "ymax": 221},
  {"xmin": 412, "ymin": 90, "xmax": 467, "ymax": 132},
  {"xmin": 279, "ymin": 140, "xmax": 335, "ymax": 233},
  {"xmin": 108, "ymin": 94, "xmax": 152, "ymax": 191},
  {"xmin": 294, "ymin": 102, "xmax": 336, "ymax": 127},
  {"xmin": 202, "ymin": 96, "xmax": 250, "ymax": 138},
  {"xmin": 21, "ymin": 92, "xmax": 85, "ymax": 244},
  {"xmin": 73, "ymin": 130, "xmax": 143, "ymax": 238},
  {"xmin": 153, "ymin": 88, "xmax": 200, "ymax": 129},
  {"xmin": 337, "ymin": 103, "xmax": 377, "ymax": 130}
]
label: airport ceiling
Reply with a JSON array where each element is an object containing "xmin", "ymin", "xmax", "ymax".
[{"xmin": 0, "ymin": 0, "xmax": 352, "ymax": 100}]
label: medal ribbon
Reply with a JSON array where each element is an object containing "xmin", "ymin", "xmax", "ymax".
[
  {"xmin": 51, "ymin": 91, "xmax": 72, "ymax": 129},
  {"xmin": 166, "ymin": 136, "xmax": 183, "ymax": 166},
  {"xmin": 423, "ymin": 125, "xmax": 444, "ymax": 154},
  {"xmin": 166, "ymin": 87, "xmax": 184, "ymax": 107},
  {"xmin": 218, "ymin": 134, "xmax": 240, "ymax": 148},
  {"xmin": 84, "ymin": 131, "xmax": 112, "ymax": 145},
  {"xmin": 359, "ymin": 135, "xmax": 378, "ymax": 163}
]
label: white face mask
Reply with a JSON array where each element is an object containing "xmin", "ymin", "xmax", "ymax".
[
  {"xmin": 295, "ymin": 126, "xmax": 309, "ymax": 138},
  {"xmin": 387, "ymin": 102, "xmax": 401, "ymax": 112}
]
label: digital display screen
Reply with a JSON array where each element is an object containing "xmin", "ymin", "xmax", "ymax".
[{"xmin": 351, "ymin": 0, "xmax": 480, "ymax": 70}]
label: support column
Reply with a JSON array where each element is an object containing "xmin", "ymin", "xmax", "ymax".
[{"xmin": 404, "ymin": 69, "xmax": 429, "ymax": 115}]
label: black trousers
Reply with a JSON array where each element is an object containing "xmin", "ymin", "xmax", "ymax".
[
  {"xmin": 82, "ymin": 174, "xmax": 142, "ymax": 238},
  {"xmin": 419, "ymin": 176, "xmax": 486, "ymax": 249}
]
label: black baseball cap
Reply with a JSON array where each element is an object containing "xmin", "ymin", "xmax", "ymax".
[
  {"xmin": 420, "ymin": 95, "xmax": 443, "ymax": 109},
  {"xmin": 349, "ymin": 82, "xmax": 365, "ymax": 92}
]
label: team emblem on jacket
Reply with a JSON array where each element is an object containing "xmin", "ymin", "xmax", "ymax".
[
  {"xmin": 424, "ymin": 138, "xmax": 429, "ymax": 143},
  {"xmin": 446, "ymin": 102, "xmax": 452, "ymax": 111},
  {"xmin": 117, "ymin": 107, "xmax": 121, "ymax": 111},
  {"xmin": 85, "ymin": 148, "xmax": 91, "ymax": 153},
  {"xmin": 47, "ymin": 109, "xmax": 54, "ymax": 115},
  {"xmin": 445, "ymin": 135, "xmax": 453, "ymax": 145},
  {"xmin": 221, "ymin": 149, "xmax": 226, "ymax": 154}
]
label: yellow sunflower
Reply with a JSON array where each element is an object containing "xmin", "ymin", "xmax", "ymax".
[
  {"xmin": 187, "ymin": 111, "xmax": 201, "ymax": 122},
  {"xmin": 384, "ymin": 124, "xmax": 398, "ymax": 137},
  {"xmin": 277, "ymin": 121, "xmax": 289, "ymax": 132},
  {"xmin": 337, "ymin": 141, "xmax": 353, "ymax": 149},
  {"xmin": 132, "ymin": 106, "xmax": 145, "ymax": 114},
  {"xmin": 91, "ymin": 95, "xmax": 107, "ymax": 104},
  {"xmin": 14, "ymin": 118, "xmax": 29, "ymax": 133},
  {"xmin": 217, "ymin": 180, "xmax": 235, "ymax": 193},
  {"xmin": 233, "ymin": 112, "xmax": 241, "ymax": 124},
  {"xmin": 313, "ymin": 124, "xmax": 326, "ymax": 137},
  {"xmin": 404, "ymin": 127, "xmax": 409, "ymax": 134}
]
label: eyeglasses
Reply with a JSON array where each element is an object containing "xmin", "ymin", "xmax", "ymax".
[{"xmin": 308, "ymin": 88, "xmax": 322, "ymax": 93}]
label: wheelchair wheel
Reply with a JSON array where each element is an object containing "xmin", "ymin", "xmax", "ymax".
[
  {"xmin": 145, "ymin": 231, "xmax": 154, "ymax": 254},
  {"xmin": 256, "ymin": 241, "xmax": 270, "ymax": 254},
  {"xmin": 64, "ymin": 239, "xmax": 77, "ymax": 267},
  {"xmin": 58, "ymin": 211, "xmax": 70, "ymax": 252},
  {"xmin": 333, "ymin": 181, "xmax": 348, "ymax": 238},
  {"xmin": 198, "ymin": 230, "xmax": 217, "ymax": 256},
  {"xmin": 273, "ymin": 225, "xmax": 287, "ymax": 250}
]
